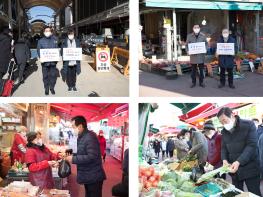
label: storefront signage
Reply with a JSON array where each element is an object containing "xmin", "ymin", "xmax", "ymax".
[
  {"xmin": 40, "ymin": 49, "xmax": 61, "ymax": 63},
  {"xmin": 62, "ymin": 48, "xmax": 82, "ymax": 61},
  {"xmin": 188, "ymin": 42, "xmax": 207, "ymax": 55},
  {"xmin": 96, "ymin": 47, "xmax": 111, "ymax": 72},
  {"xmin": 217, "ymin": 43, "xmax": 235, "ymax": 55}
]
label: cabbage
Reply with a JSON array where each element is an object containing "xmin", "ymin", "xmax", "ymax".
[{"xmin": 180, "ymin": 181, "xmax": 196, "ymax": 192}]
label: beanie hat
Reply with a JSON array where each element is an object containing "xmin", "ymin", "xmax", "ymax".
[{"xmin": 204, "ymin": 120, "xmax": 215, "ymax": 130}]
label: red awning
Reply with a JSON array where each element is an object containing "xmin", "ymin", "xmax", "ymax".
[
  {"xmin": 159, "ymin": 127, "xmax": 181, "ymax": 135},
  {"xmin": 179, "ymin": 103, "xmax": 215, "ymax": 121},
  {"xmin": 184, "ymin": 103, "xmax": 243, "ymax": 124},
  {"xmin": 50, "ymin": 103, "xmax": 128, "ymax": 122}
]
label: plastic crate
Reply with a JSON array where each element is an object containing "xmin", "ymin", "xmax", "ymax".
[{"xmin": 194, "ymin": 182, "xmax": 222, "ymax": 197}]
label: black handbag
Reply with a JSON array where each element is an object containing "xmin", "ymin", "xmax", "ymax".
[{"xmin": 58, "ymin": 159, "xmax": 71, "ymax": 178}]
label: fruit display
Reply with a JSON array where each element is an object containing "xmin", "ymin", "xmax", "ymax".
[{"xmin": 139, "ymin": 166, "xmax": 161, "ymax": 190}]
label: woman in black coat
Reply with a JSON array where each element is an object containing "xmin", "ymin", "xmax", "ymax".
[
  {"xmin": 0, "ymin": 26, "xmax": 12, "ymax": 78},
  {"xmin": 217, "ymin": 29, "xmax": 238, "ymax": 89}
]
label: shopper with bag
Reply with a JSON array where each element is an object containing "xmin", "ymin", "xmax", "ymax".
[
  {"xmin": 65, "ymin": 116, "xmax": 106, "ymax": 197},
  {"xmin": 61, "ymin": 29, "xmax": 81, "ymax": 91},
  {"xmin": 0, "ymin": 26, "xmax": 12, "ymax": 79},
  {"xmin": 98, "ymin": 130, "xmax": 106, "ymax": 162},
  {"xmin": 25, "ymin": 132, "xmax": 63, "ymax": 189}
]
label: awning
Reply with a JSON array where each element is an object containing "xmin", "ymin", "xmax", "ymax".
[
  {"xmin": 171, "ymin": 103, "xmax": 200, "ymax": 114},
  {"xmin": 145, "ymin": 0, "xmax": 263, "ymax": 10}
]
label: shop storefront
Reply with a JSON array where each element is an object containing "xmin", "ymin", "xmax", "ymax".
[{"xmin": 0, "ymin": 103, "xmax": 129, "ymax": 197}]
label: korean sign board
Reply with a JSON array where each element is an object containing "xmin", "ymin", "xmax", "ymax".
[
  {"xmin": 188, "ymin": 42, "xmax": 207, "ymax": 55},
  {"xmin": 217, "ymin": 43, "xmax": 235, "ymax": 55},
  {"xmin": 63, "ymin": 48, "xmax": 83, "ymax": 61},
  {"xmin": 40, "ymin": 49, "xmax": 61, "ymax": 63},
  {"xmin": 96, "ymin": 47, "xmax": 111, "ymax": 72}
]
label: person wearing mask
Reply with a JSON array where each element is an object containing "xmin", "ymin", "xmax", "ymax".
[
  {"xmin": 180, "ymin": 128, "xmax": 208, "ymax": 174},
  {"xmin": 217, "ymin": 28, "xmax": 238, "ymax": 89},
  {"xmin": 0, "ymin": 26, "xmax": 12, "ymax": 79},
  {"xmin": 61, "ymin": 29, "xmax": 81, "ymax": 91},
  {"xmin": 217, "ymin": 107, "xmax": 261, "ymax": 196},
  {"xmin": 186, "ymin": 24, "xmax": 208, "ymax": 88},
  {"xmin": 98, "ymin": 130, "xmax": 106, "ymax": 163},
  {"xmin": 174, "ymin": 132, "xmax": 189, "ymax": 160},
  {"xmin": 112, "ymin": 149, "xmax": 129, "ymax": 197},
  {"xmin": 161, "ymin": 138, "xmax": 167, "ymax": 159},
  {"xmin": 65, "ymin": 116, "xmax": 106, "ymax": 197},
  {"xmin": 166, "ymin": 137, "xmax": 175, "ymax": 158},
  {"xmin": 252, "ymin": 118, "xmax": 263, "ymax": 139},
  {"xmin": 25, "ymin": 132, "xmax": 62, "ymax": 189},
  {"xmin": 14, "ymin": 36, "xmax": 31, "ymax": 85},
  {"xmin": 37, "ymin": 26, "xmax": 59, "ymax": 95},
  {"xmin": 153, "ymin": 139, "xmax": 161, "ymax": 158},
  {"xmin": 203, "ymin": 120, "xmax": 222, "ymax": 170},
  {"xmin": 10, "ymin": 126, "xmax": 28, "ymax": 165}
]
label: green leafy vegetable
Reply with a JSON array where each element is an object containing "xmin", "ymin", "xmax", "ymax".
[{"xmin": 197, "ymin": 165, "xmax": 230, "ymax": 183}]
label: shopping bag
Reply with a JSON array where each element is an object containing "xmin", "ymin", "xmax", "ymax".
[
  {"xmin": 58, "ymin": 159, "xmax": 71, "ymax": 178},
  {"xmin": 1, "ymin": 60, "xmax": 16, "ymax": 97}
]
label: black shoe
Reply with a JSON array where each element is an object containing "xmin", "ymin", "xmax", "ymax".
[
  {"xmin": 218, "ymin": 84, "xmax": 225, "ymax": 88},
  {"xmin": 45, "ymin": 89, "xmax": 49, "ymax": 95},
  {"xmin": 229, "ymin": 84, "xmax": 235, "ymax": 89},
  {"xmin": 50, "ymin": 89, "xmax": 55, "ymax": 95},
  {"xmin": 73, "ymin": 87, "xmax": 77, "ymax": 91},
  {"xmin": 199, "ymin": 83, "xmax": 205, "ymax": 88},
  {"xmin": 190, "ymin": 84, "xmax": 196, "ymax": 88},
  {"xmin": 68, "ymin": 87, "xmax": 72, "ymax": 91}
]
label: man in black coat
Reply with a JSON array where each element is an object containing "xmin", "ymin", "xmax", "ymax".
[
  {"xmin": 66, "ymin": 116, "xmax": 106, "ymax": 197},
  {"xmin": 217, "ymin": 107, "xmax": 261, "ymax": 196},
  {"xmin": 14, "ymin": 37, "xmax": 31, "ymax": 84},
  {"xmin": 166, "ymin": 137, "xmax": 175, "ymax": 158},
  {"xmin": 217, "ymin": 29, "xmax": 238, "ymax": 89},
  {"xmin": 0, "ymin": 26, "xmax": 12, "ymax": 79}
]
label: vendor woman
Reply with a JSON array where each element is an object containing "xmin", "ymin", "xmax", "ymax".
[
  {"xmin": 25, "ymin": 132, "xmax": 62, "ymax": 189},
  {"xmin": 10, "ymin": 126, "xmax": 28, "ymax": 165}
]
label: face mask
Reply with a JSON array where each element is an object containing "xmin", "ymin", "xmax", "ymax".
[
  {"xmin": 68, "ymin": 35, "xmax": 74, "ymax": 40},
  {"xmin": 73, "ymin": 128, "xmax": 79, "ymax": 136},
  {"xmin": 44, "ymin": 32, "xmax": 52, "ymax": 38},
  {"xmin": 193, "ymin": 28, "xmax": 200, "ymax": 34},
  {"xmin": 222, "ymin": 33, "xmax": 229, "ymax": 38},
  {"xmin": 223, "ymin": 120, "xmax": 234, "ymax": 131},
  {"xmin": 37, "ymin": 139, "xmax": 43, "ymax": 146},
  {"xmin": 21, "ymin": 132, "xmax": 26, "ymax": 137}
]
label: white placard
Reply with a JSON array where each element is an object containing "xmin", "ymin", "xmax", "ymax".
[
  {"xmin": 217, "ymin": 43, "xmax": 235, "ymax": 55},
  {"xmin": 96, "ymin": 48, "xmax": 111, "ymax": 72},
  {"xmin": 40, "ymin": 49, "xmax": 60, "ymax": 63},
  {"xmin": 63, "ymin": 48, "xmax": 82, "ymax": 61},
  {"xmin": 188, "ymin": 42, "xmax": 207, "ymax": 55}
]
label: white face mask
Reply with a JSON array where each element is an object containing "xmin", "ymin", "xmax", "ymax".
[
  {"xmin": 44, "ymin": 32, "xmax": 52, "ymax": 38},
  {"xmin": 193, "ymin": 28, "xmax": 200, "ymax": 34},
  {"xmin": 21, "ymin": 132, "xmax": 27, "ymax": 137},
  {"xmin": 73, "ymin": 128, "xmax": 79, "ymax": 136},
  {"xmin": 222, "ymin": 33, "xmax": 229, "ymax": 38},
  {"xmin": 223, "ymin": 120, "xmax": 234, "ymax": 131},
  {"xmin": 68, "ymin": 35, "xmax": 74, "ymax": 40},
  {"xmin": 37, "ymin": 139, "xmax": 43, "ymax": 146}
]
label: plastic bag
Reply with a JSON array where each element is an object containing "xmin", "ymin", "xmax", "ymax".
[{"xmin": 58, "ymin": 159, "xmax": 71, "ymax": 178}]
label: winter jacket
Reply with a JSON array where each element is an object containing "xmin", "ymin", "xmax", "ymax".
[
  {"xmin": 153, "ymin": 141, "xmax": 161, "ymax": 153},
  {"xmin": 161, "ymin": 141, "xmax": 167, "ymax": 151},
  {"xmin": 10, "ymin": 133, "xmax": 27, "ymax": 164},
  {"xmin": 258, "ymin": 134, "xmax": 263, "ymax": 179},
  {"xmin": 221, "ymin": 116, "xmax": 260, "ymax": 181},
  {"xmin": 174, "ymin": 138, "xmax": 189, "ymax": 160},
  {"xmin": 14, "ymin": 39, "xmax": 31, "ymax": 64},
  {"xmin": 190, "ymin": 131, "xmax": 208, "ymax": 164},
  {"xmin": 217, "ymin": 36, "xmax": 238, "ymax": 69},
  {"xmin": 166, "ymin": 139, "xmax": 175, "ymax": 152},
  {"xmin": 37, "ymin": 35, "xmax": 58, "ymax": 67},
  {"xmin": 98, "ymin": 136, "xmax": 106, "ymax": 156},
  {"xmin": 186, "ymin": 32, "xmax": 208, "ymax": 64},
  {"xmin": 72, "ymin": 129, "xmax": 106, "ymax": 184},
  {"xmin": 0, "ymin": 32, "xmax": 12, "ymax": 73},
  {"xmin": 205, "ymin": 132, "xmax": 222, "ymax": 169},
  {"xmin": 25, "ymin": 145, "xmax": 59, "ymax": 189},
  {"xmin": 61, "ymin": 38, "xmax": 81, "ymax": 75},
  {"xmin": 257, "ymin": 125, "xmax": 263, "ymax": 140}
]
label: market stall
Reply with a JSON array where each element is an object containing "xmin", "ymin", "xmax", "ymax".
[{"xmin": 139, "ymin": 103, "xmax": 262, "ymax": 197}]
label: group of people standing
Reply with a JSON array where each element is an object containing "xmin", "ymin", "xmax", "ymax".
[
  {"xmin": 152, "ymin": 107, "xmax": 262, "ymax": 196},
  {"xmin": 186, "ymin": 25, "xmax": 238, "ymax": 89}
]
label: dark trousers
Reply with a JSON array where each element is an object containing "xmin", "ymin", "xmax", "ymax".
[
  {"xmin": 112, "ymin": 183, "xmax": 128, "ymax": 197},
  {"xmin": 155, "ymin": 151, "xmax": 160, "ymax": 158},
  {"xmin": 162, "ymin": 150, "xmax": 166, "ymax": 158},
  {"xmin": 232, "ymin": 176, "xmax": 261, "ymax": 196},
  {"xmin": 84, "ymin": 181, "xmax": 103, "ymax": 197},
  {"xmin": 0, "ymin": 72, "xmax": 5, "ymax": 79},
  {"xmin": 42, "ymin": 65, "xmax": 57, "ymax": 90},
  {"xmin": 66, "ymin": 65, "xmax": 77, "ymax": 88},
  {"xmin": 169, "ymin": 150, "xmax": 174, "ymax": 158},
  {"xmin": 191, "ymin": 64, "xmax": 204, "ymax": 85},
  {"xmin": 18, "ymin": 62, "xmax": 26, "ymax": 81},
  {"xmin": 220, "ymin": 67, "xmax": 234, "ymax": 86}
]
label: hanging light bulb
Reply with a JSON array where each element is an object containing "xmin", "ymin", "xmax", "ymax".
[{"xmin": 202, "ymin": 16, "xmax": 207, "ymax": 26}]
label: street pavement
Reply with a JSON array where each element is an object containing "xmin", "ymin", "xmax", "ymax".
[
  {"xmin": 139, "ymin": 70, "xmax": 263, "ymax": 97},
  {"xmin": 12, "ymin": 56, "xmax": 129, "ymax": 97}
]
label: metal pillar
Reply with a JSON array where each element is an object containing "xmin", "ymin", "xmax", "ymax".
[
  {"xmin": 256, "ymin": 11, "xmax": 259, "ymax": 54},
  {"xmin": 173, "ymin": 9, "xmax": 178, "ymax": 61},
  {"xmin": 74, "ymin": 0, "xmax": 79, "ymax": 35}
]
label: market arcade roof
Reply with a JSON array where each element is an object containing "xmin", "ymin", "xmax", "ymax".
[{"xmin": 21, "ymin": 0, "xmax": 72, "ymax": 10}]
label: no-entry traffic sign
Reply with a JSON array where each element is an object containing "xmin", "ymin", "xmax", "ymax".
[{"xmin": 96, "ymin": 46, "xmax": 111, "ymax": 72}]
